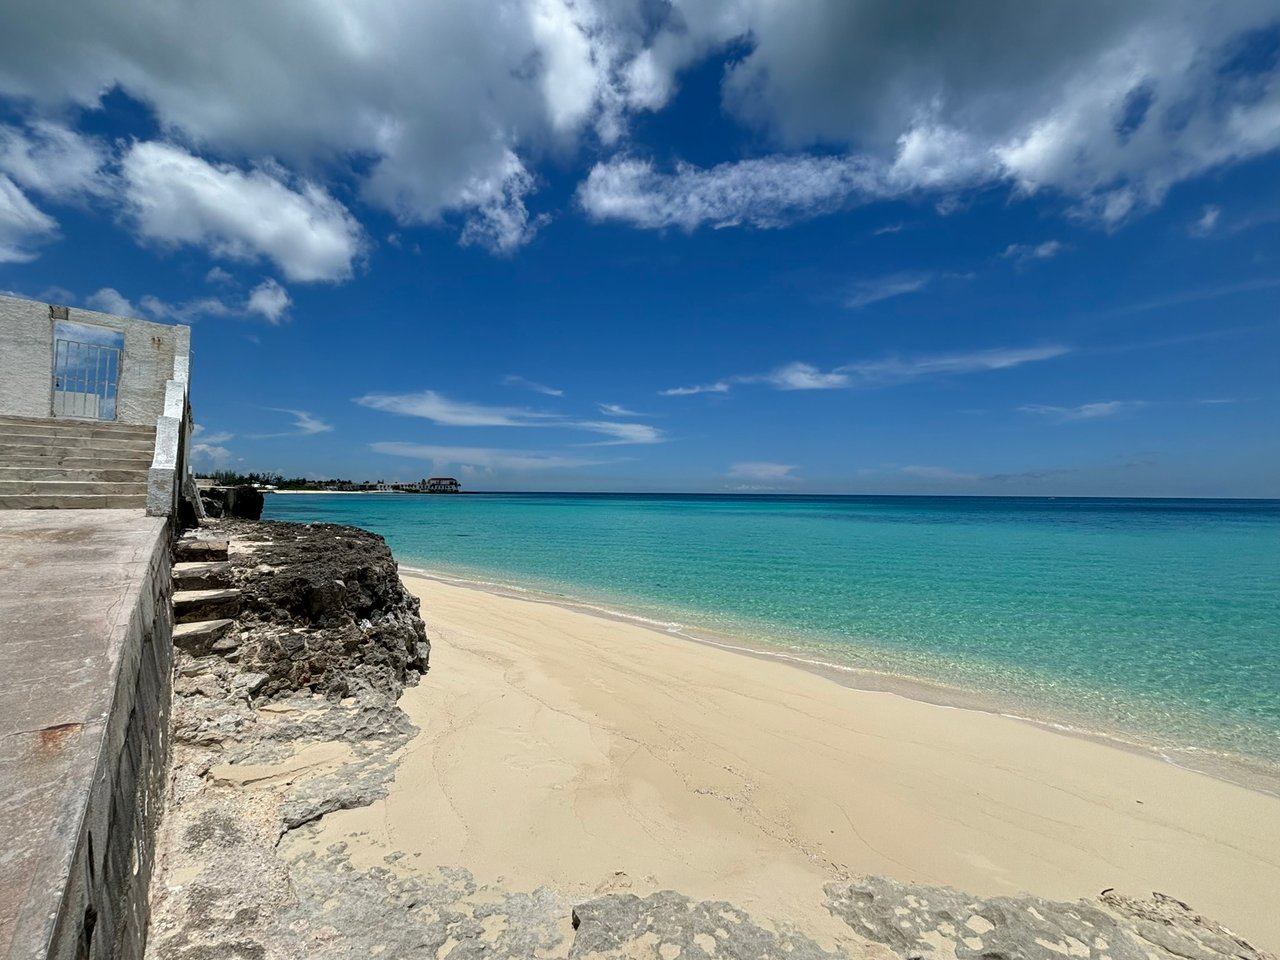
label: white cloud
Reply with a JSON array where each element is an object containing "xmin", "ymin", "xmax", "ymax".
[
  {"xmin": 503, "ymin": 374, "xmax": 564, "ymax": 397},
  {"xmin": 192, "ymin": 424, "xmax": 235, "ymax": 445},
  {"xmin": 843, "ymin": 272, "xmax": 934, "ymax": 309},
  {"xmin": 371, "ymin": 441, "xmax": 606, "ymax": 472},
  {"xmin": 355, "ymin": 390, "xmax": 557, "ymax": 427},
  {"xmin": 0, "ymin": 121, "xmax": 109, "ymax": 199},
  {"xmin": 669, "ymin": 345, "xmax": 1069, "ymax": 398},
  {"xmin": 245, "ymin": 278, "xmax": 291, "ymax": 324},
  {"xmin": 85, "ymin": 287, "xmax": 136, "ymax": 316},
  {"xmin": 0, "ymin": 174, "xmax": 57, "ymax": 262},
  {"xmin": 356, "ymin": 389, "xmax": 664, "ymax": 444},
  {"xmin": 120, "ymin": 142, "xmax": 365, "ymax": 282},
  {"xmin": 250, "ymin": 408, "xmax": 334, "ymax": 439},
  {"xmin": 1020, "ymin": 400, "xmax": 1147, "ymax": 421},
  {"xmin": 191, "ymin": 442, "xmax": 234, "ymax": 468},
  {"xmin": 573, "ymin": 420, "xmax": 664, "ymax": 445},
  {"xmin": 1001, "ymin": 240, "xmax": 1065, "ymax": 263},
  {"xmin": 578, "ymin": 2, "xmax": 1280, "ymax": 232},
  {"xmin": 758, "ymin": 362, "xmax": 849, "ymax": 391},
  {"xmin": 598, "ymin": 403, "xmax": 643, "ymax": 416},
  {"xmin": 1191, "ymin": 205, "xmax": 1221, "ymax": 237},
  {"xmin": 138, "ymin": 293, "xmax": 234, "ymax": 324},
  {"xmin": 729, "ymin": 461, "xmax": 798, "ymax": 481},
  {"xmin": 840, "ymin": 345, "xmax": 1070, "ymax": 385},
  {"xmin": 579, "ymin": 154, "xmax": 887, "ymax": 230},
  {"xmin": 205, "ymin": 266, "xmax": 236, "ymax": 285},
  {"xmin": 658, "ymin": 381, "xmax": 732, "ymax": 397}
]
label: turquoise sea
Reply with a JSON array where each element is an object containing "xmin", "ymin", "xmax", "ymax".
[{"xmin": 264, "ymin": 494, "xmax": 1280, "ymax": 780}]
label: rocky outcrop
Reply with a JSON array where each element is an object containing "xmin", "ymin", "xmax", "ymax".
[
  {"xmin": 200, "ymin": 484, "xmax": 264, "ymax": 519},
  {"xmin": 219, "ymin": 518, "xmax": 429, "ymax": 699}
]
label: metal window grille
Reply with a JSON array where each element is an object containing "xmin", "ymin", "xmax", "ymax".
[{"xmin": 52, "ymin": 338, "xmax": 122, "ymax": 420}]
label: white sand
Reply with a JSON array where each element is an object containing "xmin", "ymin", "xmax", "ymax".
[{"xmin": 292, "ymin": 574, "xmax": 1280, "ymax": 949}]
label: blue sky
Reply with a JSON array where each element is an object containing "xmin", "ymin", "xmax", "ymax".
[{"xmin": 1, "ymin": 1, "xmax": 1278, "ymax": 496}]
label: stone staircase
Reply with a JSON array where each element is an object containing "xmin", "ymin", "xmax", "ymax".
[
  {"xmin": 0, "ymin": 414, "xmax": 155, "ymax": 509},
  {"xmin": 172, "ymin": 537, "xmax": 241, "ymax": 654}
]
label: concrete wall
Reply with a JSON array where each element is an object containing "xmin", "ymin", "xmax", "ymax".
[
  {"xmin": 2, "ymin": 520, "xmax": 175, "ymax": 960},
  {"xmin": 0, "ymin": 295, "xmax": 191, "ymax": 427}
]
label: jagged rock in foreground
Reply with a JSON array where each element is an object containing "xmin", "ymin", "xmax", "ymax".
[
  {"xmin": 570, "ymin": 882, "xmax": 1275, "ymax": 960},
  {"xmin": 146, "ymin": 519, "xmax": 1273, "ymax": 960}
]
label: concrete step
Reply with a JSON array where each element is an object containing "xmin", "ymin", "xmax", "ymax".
[
  {"xmin": 0, "ymin": 479, "xmax": 148, "ymax": 496},
  {"xmin": 174, "ymin": 539, "xmax": 230, "ymax": 562},
  {"xmin": 173, "ymin": 561, "xmax": 233, "ymax": 589},
  {"xmin": 0, "ymin": 434, "xmax": 156, "ymax": 453},
  {"xmin": 0, "ymin": 455, "xmax": 155, "ymax": 470},
  {"xmin": 0, "ymin": 493, "xmax": 148, "ymax": 509},
  {"xmin": 0, "ymin": 442, "xmax": 155, "ymax": 463},
  {"xmin": 0, "ymin": 466, "xmax": 148, "ymax": 483},
  {"xmin": 0, "ymin": 416, "xmax": 156, "ymax": 441},
  {"xmin": 174, "ymin": 589, "xmax": 241, "ymax": 624},
  {"xmin": 172, "ymin": 618, "xmax": 235, "ymax": 654}
]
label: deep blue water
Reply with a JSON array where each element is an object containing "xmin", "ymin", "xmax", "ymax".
[{"xmin": 264, "ymin": 493, "xmax": 1280, "ymax": 770}]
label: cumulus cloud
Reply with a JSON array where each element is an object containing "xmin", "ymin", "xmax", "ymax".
[
  {"xmin": 120, "ymin": 142, "xmax": 364, "ymax": 282},
  {"xmin": 758, "ymin": 362, "xmax": 850, "ymax": 391},
  {"xmin": 371, "ymin": 442, "xmax": 606, "ymax": 472},
  {"xmin": 579, "ymin": 2, "xmax": 1280, "ymax": 232},
  {"xmin": 245, "ymin": 278, "xmax": 292, "ymax": 324},
  {"xmin": 85, "ymin": 287, "xmax": 136, "ymax": 316}
]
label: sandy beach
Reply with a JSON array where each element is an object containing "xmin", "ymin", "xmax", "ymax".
[{"xmin": 287, "ymin": 573, "xmax": 1280, "ymax": 950}]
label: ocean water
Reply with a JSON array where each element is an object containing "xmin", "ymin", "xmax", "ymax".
[{"xmin": 263, "ymin": 493, "xmax": 1280, "ymax": 775}]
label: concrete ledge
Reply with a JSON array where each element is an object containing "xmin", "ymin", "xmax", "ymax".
[{"xmin": 0, "ymin": 511, "xmax": 173, "ymax": 959}]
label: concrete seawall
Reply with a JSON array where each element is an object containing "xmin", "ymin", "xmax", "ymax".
[{"xmin": 0, "ymin": 512, "xmax": 174, "ymax": 959}]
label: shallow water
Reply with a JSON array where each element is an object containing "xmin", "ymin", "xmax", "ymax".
[{"xmin": 263, "ymin": 493, "xmax": 1280, "ymax": 772}]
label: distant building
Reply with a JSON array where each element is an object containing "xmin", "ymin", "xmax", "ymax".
[{"xmin": 426, "ymin": 477, "xmax": 461, "ymax": 494}]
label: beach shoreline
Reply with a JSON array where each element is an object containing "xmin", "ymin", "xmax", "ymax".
[
  {"xmin": 398, "ymin": 564, "xmax": 1280, "ymax": 798},
  {"xmin": 287, "ymin": 570, "xmax": 1280, "ymax": 950}
]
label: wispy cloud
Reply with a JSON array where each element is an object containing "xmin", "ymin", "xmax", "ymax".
[
  {"xmin": 843, "ymin": 271, "xmax": 933, "ymax": 309},
  {"xmin": 357, "ymin": 390, "xmax": 665, "ymax": 444},
  {"xmin": 658, "ymin": 381, "xmax": 732, "ymax": 397},
  {"xmin": 900, "ymin": 465, "xmax": 979, "ymax": 481},
  {"xmin": 1020, "ymin": 400, "xmax": 1147, "ymax": 421},
  {"xmin": 872, "ymin": 223, "xmax": 904, "ymax": 235},
  {"xmin": 356, "ymin": 390, "xmax": 557, "ymax": 427},
  {"xmin": 371, "ymin": 442, "xmax": 606, "ymax": 472},
  {"xmin": 1001, "ymin": 240, "xmax": 1065, "ymax": 263},
  {"xmin": 598, "ymin": 403, "xmax": 644, "ymax": 417},
  {"xmin": 660, "ymin": 345, "xmax": 1069, "ymax": 398},
  {"xmin": 729, "ymin": 462, "xmax": 799, "ymax": 481},
  {"xmin": 1096, "ymin": 278, "xmax": 1280, "ymax": 320},
  {"xmin": 503, "ymin": 374, "xmax": 564, "ymax": 397},
  {"xmin": 1190, "ymin": 205, "xmax": 1221, "ymax": 237},
  {"xmin": 250, "ymin": 408, "xmax": 334, "ymax": 438},
  {"xmin": 574, "ymin": 421, "xmax": 664, "ymax": 445},
  {"xmin": 757, "ymin": 362, "xmax": 849, "ymax": 390}
]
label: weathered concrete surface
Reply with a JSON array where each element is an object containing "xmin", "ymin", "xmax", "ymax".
[
  {"xmin": 0, "ymin": 294, "xmax": 190, "ymax": 427},
  {"xmin": 0, "ymin": 510, "xmax": 173, "ymax": 959}
]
